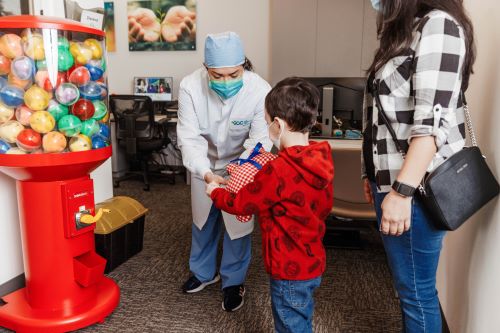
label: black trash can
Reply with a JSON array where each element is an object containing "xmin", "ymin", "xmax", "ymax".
[{"xmin": 94, "ymin": 196, "xmax": 148, "ymax": 273}]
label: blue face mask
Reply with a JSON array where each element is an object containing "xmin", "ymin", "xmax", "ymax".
[
  {"xmin": 209, "ymin": 78, "xmax": 243, "ymax": 100},
  {"xmin": 370, "ymin": 0, "xmax": 381, "ymax": 11}
]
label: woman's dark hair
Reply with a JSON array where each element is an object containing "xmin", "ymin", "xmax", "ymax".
[
  {"xmin": 265, "ymin": 77, "xmax": 319, "ymax": 133},
  {"xmin": 368, "ymin": 0, "xmax": 475, "ymax": 90},
  {"xmin": 243, "ymin": 57, "xmax": 253, "ymax": 71}
]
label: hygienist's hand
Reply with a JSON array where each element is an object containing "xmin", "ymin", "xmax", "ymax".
[
  {"xmin": 128, "ymin": 8, "xmax": 161, "ymax": 43},
  {"xmin": 161, "ymin": 6, "xmax": 196, "ymax": 43},
  {"xmin": 380, "ymin": 191, "xmax": 411, "ymax": 236},
  {"xmin": 206, "ymin": 182, "xmax": 219, "ymax": 197},
  {"xmin": 363, "ymin": 178, "xmax": 374, "ymax": 204},
  {"xmin": 204, "ymin": 172, "xmax": 227, "ymax": 185}
]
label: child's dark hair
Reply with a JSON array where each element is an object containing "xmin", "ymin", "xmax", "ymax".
[{"xmin": 265, "ymin": 77, "xmax": 319, "ymax": 133}]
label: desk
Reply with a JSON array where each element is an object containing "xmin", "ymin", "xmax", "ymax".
[{"xmin": 312, "ymin": 138, "xmax": 362, "ymax": 151}]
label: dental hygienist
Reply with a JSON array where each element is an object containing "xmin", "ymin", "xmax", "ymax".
[{"xmin": 177, "ymin": 32, "xmax": 271, "ymax": 312}]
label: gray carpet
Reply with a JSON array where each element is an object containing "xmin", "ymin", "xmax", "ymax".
[{"xmin": 1, "ymin": 177, "xmax": 402, "ymax": 333}]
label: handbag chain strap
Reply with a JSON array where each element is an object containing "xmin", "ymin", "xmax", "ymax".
[{"xmin": 462, "ymin": 92, "xmax": 477, "ymax": 147}]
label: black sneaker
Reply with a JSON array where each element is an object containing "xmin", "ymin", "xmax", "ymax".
[
  {"xmin": 182, "ymin": 274, "xmax": 220, "ymax": 293},
  {"xmin": 222, "ymin": 285, "xmax": 245, "ymax": 312}
]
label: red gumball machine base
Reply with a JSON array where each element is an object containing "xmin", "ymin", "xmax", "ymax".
[
  {"xmin": 0, "ymin": 278, "xmax": 118, "ymax": 333},
  {"xmin": 0, "ymin": 147, "xmax": 120, "ymax": 333}
]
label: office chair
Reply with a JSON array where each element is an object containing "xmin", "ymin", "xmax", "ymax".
[
  {"xmin": 324, "ymin": 146, "xmax": 377, "ymax": 248},
  {"xmin": 110, "ymin": 95, "xmax": 171, "ymax": 191}
]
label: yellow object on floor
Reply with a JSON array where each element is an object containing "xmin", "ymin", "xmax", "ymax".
[{"xmin": 94, "ymin": 196, "xmax": 148, "ymax": 235}]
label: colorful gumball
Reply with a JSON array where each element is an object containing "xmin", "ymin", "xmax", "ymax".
[
  {"xmin": 24, "ymin": 86, "xmax": 50, "ymax": 111},
  {"xmin": 15, "ymin": 105, "xmax": 34, "ymax": 126},
  {"xmin": 0, "ymin": 34, "xmax": 23, "ymax": 59},
  {"xmin": 22, "ymin": 33, "xmax": 45, "ymax": 60},
  {"xmin": 71, "ymin": 99, "xmax": 95, "ymax": 120},
  {"xmin": 91, "ymin": 135, "xmax": 106, "ymax": 149},
  {"xmin": 42, "ymin": 131, "xmax": 67, "ymax": 153},
  {"xmin": 47, "ymin": 100, "xmax": 69, "ymax": 121},
  {"xmin": 16, "ymin": 128, "xmax": 42, "ymax": 152},
  {"xmin": 79, "ymin": 81, "xmax": 105, "ymax": 100},
  {"xmin": 100, "ymin": 110, "xmax": 110, "ymax": 123},
  {"xmin": 35, "ymin": 71, "xmax": 67, "ymax": 92},
  {"xmin": 57, "ymin": 37, "xmax": 70, "ymax": 49},
  {"xmin": 0, "ymin": 120, "xmax": 24, "ymax": 143},
  {"xmin": 100, "ymin": 57, "xmax": 107, "ymax": 72},
  {"xmin": 35, "ymin": 59, "xmax": 47, "ymax": 70},
  {"xmin": 8, "ymin": 72, "xmax": 32, "ymax": 90},
  {"xmin": 55, "ymin": 83, "xmax": 80, "ymax": 106},
  {"xmin": 69, "ymin": 42, "xmax": 93, "ymax": 65},
  {"xmin": 96, "ymin": 123, "xmax": 110, "ymax": 140},
  {"xmin": 85, "ymin": 63, "xmax": 104, "ymax": 81},
  {"xmin": 0, "ymin": 55, "xmax": 11, "ymax": 75},
  {"xmin": 84, "ymin": 39, "xmax": 103, "ymax": 60},
  {"xmin": 68, "ymin": 66, "xmax": 91, "ymax": 86},
  {"xmin": 0, "ymin": 102, "xmax": 14, "ymax": 124},
  {"xmin": 69, "ymin": 134, "xmax": 91, "ymax": 152},
  {"xmin": 58, "ymin": 114, "xmax": 82, "ymax": 137},
  {"xmin": 6, "ymin": 147, "xmax": 27, "ymax": 155},
  {"xmin": 29, "ymin": 111, "xmax": 55, "ymax": 134},
  {"xmin": 80, "ymin": 118, "xmax": 99, "ymax": 137},
  {"xmin": 0, "ymin": 77, "xmax": 6, "ymax": 91},
  {"xmin": 11, "ymin": 56, "xmax": 35, "ymax": 80},
  {"xmin": 91, "ymin": 100, "xmax": 107, "ymax": 120},
  {"xmin": 34, "ymin": 70, "xmax": 48, "ymax": 88},
  {"xmin": 58, "ymin": 48, "xmax": 74, "ymax": 71},
  {"xmin": 0, "ymin": 85, "xmax": 25, "ymax": 107},
  {"xmin": 0, "ymin": 138, "xmax": 9, "ymax": 153},
  {"xmin": 98, "ymin": 83, "xmax": 108, "ymax": 99}
]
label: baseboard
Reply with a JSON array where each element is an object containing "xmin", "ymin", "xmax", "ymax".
[{"xmin": 0, "ymin": 274, "xmax": 25, "ymax": 298}]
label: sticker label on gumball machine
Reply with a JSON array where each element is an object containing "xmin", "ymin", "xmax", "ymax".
[{"xmin": 80, "ymin": 10, "xmax": 104, "ymax": 30}]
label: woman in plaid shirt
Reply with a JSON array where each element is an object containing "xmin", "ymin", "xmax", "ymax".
[{"xmin": 363, "ymin": 1, "xmax": 475, "ymax": 332}]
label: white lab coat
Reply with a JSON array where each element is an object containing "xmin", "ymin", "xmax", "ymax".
[{"xmin": 177, "ymin": 67, "xmax": 272, "ymax": 240}]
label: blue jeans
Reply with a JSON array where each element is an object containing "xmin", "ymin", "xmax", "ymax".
[
  {"xmin": 371, "ymin": 183, "xmax": 446, "ymax": 333},
  {"xmin": 189, "ymin": 204, "xmax": 252, "ymax": 289},
  {"xmin": 270, "ymin": 277, "xmax": 321, "ymax": 333}
]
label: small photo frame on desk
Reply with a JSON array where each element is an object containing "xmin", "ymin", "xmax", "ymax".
[{"xmin": 134, "ymin": 76, "xmax": 173, "ymax": 101}]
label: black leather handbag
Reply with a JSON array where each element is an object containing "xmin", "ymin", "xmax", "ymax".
[{"xmin": 373, "ymin": 89, "xmax": 499, "ymax": 231}]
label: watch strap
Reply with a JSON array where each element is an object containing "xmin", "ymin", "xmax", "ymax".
[{"xmin": 392, "ymin": 181, "xmax": 416, "ymax": 197}]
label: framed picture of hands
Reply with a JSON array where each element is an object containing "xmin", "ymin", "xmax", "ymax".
[{"xmin": 127, "ymin": 0, "xmax": 197, "ymax": 51}]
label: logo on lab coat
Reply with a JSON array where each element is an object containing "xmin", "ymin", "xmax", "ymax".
[{"xmin": 231, "ymin": 120, "xmax": 251, "ymax": 126}]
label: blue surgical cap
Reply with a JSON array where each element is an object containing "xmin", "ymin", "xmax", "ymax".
[{"xmin": 204, "ymin": 32, "xmax": 245, "ymax": 68}]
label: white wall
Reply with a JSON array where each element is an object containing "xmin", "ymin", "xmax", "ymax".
[
  {"xmin": 106, "ymin": 0, "xmax": 271, "ymax": 97},
  {"xmin": 270, "ymin": 0, "xmax": 377, "ymax": 84},
  {"xmin": 437, "ymin": 1, "xmax": 500, "ymax": 332},
  {"xmin": 0, "ymin": 175, "xmax": 24, "ymax": 286}
]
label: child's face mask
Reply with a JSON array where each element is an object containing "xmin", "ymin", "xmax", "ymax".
[{"xmin": 268, "ymin": 118, "xmax": 285, "ymax": 150}]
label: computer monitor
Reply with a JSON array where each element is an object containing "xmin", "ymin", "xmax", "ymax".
[
  {"xmin": 133, "ymin": 77, "xmax": 173, "ymax": 102},
  {"xmin": 300, "ymin": 77, "xmax": 366, "ymax": 137}
]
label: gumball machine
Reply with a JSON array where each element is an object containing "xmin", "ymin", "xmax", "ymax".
[{"xmin": 0, "ymin": 16, "xmax": 118, "ymax": 332}]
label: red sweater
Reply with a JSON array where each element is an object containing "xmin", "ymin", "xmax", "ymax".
[{"xmin": 212, "ymin": 141, "xmax": 334, "ymax": 280}]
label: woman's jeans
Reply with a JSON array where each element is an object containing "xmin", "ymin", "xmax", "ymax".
[
  {"xmin": 371, "ymin": 183, "xmax": 446, "ymax": 333},
  {"xmin": 270, "ymin": 277, "xmax": 321, "ymax": 333}
]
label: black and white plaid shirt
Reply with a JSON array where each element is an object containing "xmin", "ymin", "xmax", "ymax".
[{"xmin": 362, "ymin": 10, "xmax": 467, "ymax": 193}]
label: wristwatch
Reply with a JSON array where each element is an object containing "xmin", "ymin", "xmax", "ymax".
[{"xmin": 392, "ymin": 181, "xmax": 416, "ymax": 198}]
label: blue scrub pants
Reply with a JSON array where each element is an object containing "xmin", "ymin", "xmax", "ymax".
[{"xmin": 189, "ymin": 204, "xmax": 252, "ymax": 289}]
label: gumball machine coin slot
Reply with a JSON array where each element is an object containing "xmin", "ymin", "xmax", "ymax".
[{"xmin": 0, "ymin": 16, "xmax": 118, "ymax": 333}]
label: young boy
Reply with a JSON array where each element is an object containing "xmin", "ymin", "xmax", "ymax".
[{"xmin": 206, "ymin": 77, "xmax": 334, "ymax": 333}]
